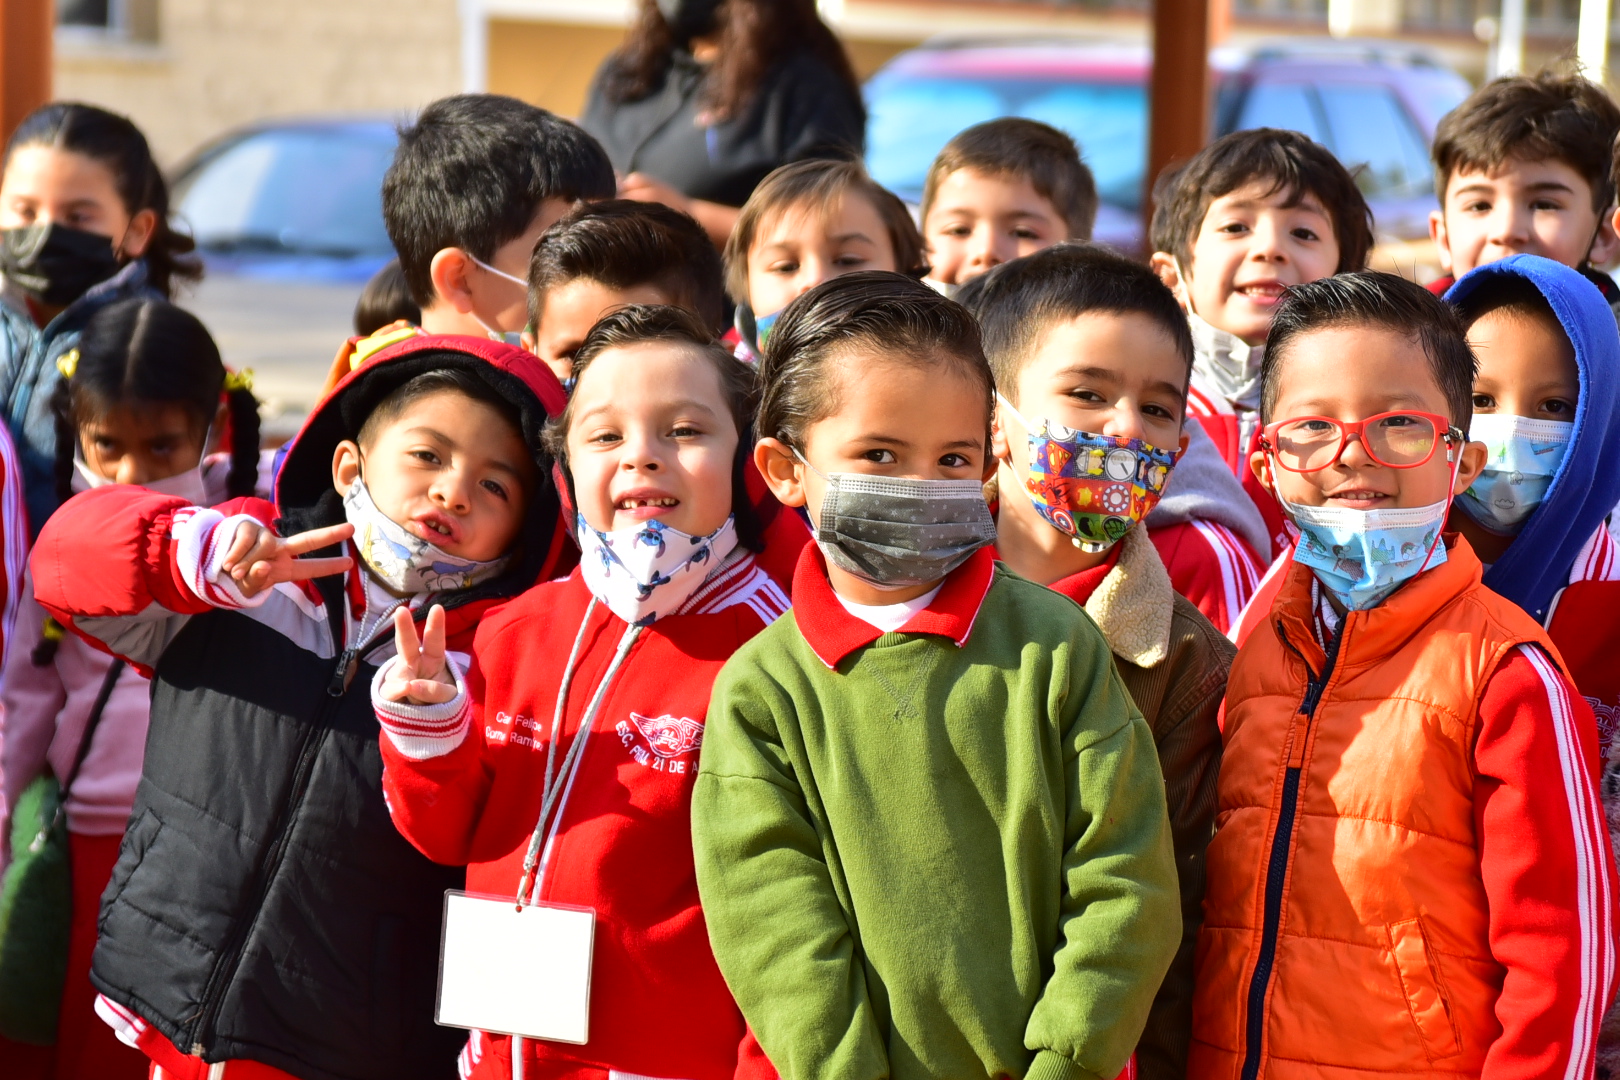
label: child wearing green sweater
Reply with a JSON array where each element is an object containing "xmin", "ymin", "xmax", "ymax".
[{"xmin": 692, "ymin": 271, "xmax": 1181, "ymax": 1080}]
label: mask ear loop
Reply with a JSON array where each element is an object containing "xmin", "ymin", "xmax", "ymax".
[{"xmin": 1413, "ymin": 428, "xmax": 1464, "ymax": 577}]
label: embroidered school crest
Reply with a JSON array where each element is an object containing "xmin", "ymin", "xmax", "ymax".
[{"xmin": 616, "ymin": 712, "xmax": 704, "ymax": 773}]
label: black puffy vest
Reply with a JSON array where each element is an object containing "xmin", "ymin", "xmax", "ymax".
[{"xmin": 89, "ymin": 600, "xmax": 464, "ymax": 1080}]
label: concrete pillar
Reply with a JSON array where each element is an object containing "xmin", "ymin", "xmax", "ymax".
[
  {"xmin": 0, "ymin": 0, "xmax": 51, "ymax": 141},
  {"xmin": 1495, "ymin": 0, "xmax": 1526, "ymax": 76},
  {"xmin": 1147, "ymin": 0, "xmax": 1211, "ymax": 240}
]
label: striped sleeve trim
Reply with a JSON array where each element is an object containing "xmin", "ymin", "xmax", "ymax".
[
  {"xmin": 1571, "ymin": 526, "xmax": 1620, "ymax": 584},
  {"xmin": 371, "ymin": 654, "xmax": 471, "ymax": 760},
  {"xmin": 1190, "ymin": 519, "xmax": 1262, "ymax": 630},
  {"xmin": 172, "ymin": 509, "xmax": 269, "ymax": 609},
  {"xmin": 1524, "ymin": 644, "xmax": 1615, "ymax": 1080},
  {"xmin": 679, "ymin": 552, "xmax": 791, "ymax": 624},
  {"xmin": 94, "ymin": 994, "xmax": 147, "ymax": 1050}
]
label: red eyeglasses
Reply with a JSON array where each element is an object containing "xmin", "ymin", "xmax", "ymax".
[{"xmin": 1260, "ymin": 412, "xmax": 1464, "ymax": 474}]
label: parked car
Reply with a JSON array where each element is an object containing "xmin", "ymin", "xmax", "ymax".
[
  {"xmin": 864, "ymin": 38, "xmax": 1473, "ymax": 255},
  {"xmin": 169, "ymin": 116, "xmax": 399, "ymax": 283}
]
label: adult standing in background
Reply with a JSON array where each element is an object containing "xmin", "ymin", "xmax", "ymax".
[{"xmin": 583, "ymin": 0, "xmax": 866, "ymax": 248}]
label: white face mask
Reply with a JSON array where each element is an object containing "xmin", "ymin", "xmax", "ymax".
[
  {"xmin": 468, "ymin": 253, "xmax": 527, "ymax": 347},
  {"xmin": 577, "ymin": 514, "xmax": 738, "ymax": 626},
  {"xmin": 343, "ymin": 478, "xmax": 511, "ymax": 595},
  {"xmin": 1174, "ymin": 257, "xmax": 1264, "ymax": 412},
  {"xmin": 71, "ymin": 441, "xmax": 209, "ymax": 506}
]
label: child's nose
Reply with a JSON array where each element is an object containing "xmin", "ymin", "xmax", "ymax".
[
  {"xmin": 432, "ymin": 473, "xmax": 472, "ymax": 512},
  {"xmin": 1249, "ymin": 219, "xmax": 1287, "ymax": 261},
  {"xmin": 1101, "ymin": 410, "xmax": 1149, "ymax": 443},
  {"xmin": 967, "ymin": 225, "xmax": 1001, "ymax": 268},
  {"xmin": 114, "ymin": 458, "xmax": 141, "ymax": 485},
  {"xmin": 1488, "ymin": 202, "xmax": 1530, "ymax": 244}
]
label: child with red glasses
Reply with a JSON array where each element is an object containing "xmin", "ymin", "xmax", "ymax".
[{"xmin": 1196, "ymin": 271, "xmax": 1616, "ymax": 1080}]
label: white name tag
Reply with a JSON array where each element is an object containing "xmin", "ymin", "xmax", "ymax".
[{"xmin": 437, "ymin": 891, "xmax": 595, "ymax": 1045}]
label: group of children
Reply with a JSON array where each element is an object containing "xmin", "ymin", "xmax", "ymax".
[{"xmin": 0, "ymin": 54, "xmax": 1617, "ymax": 1080}]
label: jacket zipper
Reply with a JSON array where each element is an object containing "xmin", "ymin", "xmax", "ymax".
[
  {"xmin": 1238, "ymin": 618, "xmax": 1344, "ymax": 1080},
  {"xmin": 187, "ymin": 597, "xmax": 386, "ymax": 1055}
]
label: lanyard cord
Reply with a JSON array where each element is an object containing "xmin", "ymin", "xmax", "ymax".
[{"xmin": 513, "ymin": 598, "xmax": 644, "ymax": 910}]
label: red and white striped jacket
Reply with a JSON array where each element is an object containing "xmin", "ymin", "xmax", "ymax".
[
  {"xmin": 1184, "ymin": 372, "xmax": 1293, "ymax": 559},
  {"xmin": 375, "ymin": 552, "xmax": 789, "ymax": 1080}
]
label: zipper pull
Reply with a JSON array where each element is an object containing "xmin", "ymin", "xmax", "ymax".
[{"xmin": 327, "ymin": 647, "xmax": 358, "ymax": 698}]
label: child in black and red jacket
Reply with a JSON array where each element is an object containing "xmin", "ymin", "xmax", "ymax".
[
  {"xmin": 30, "ymin": 333, "xmax": 572, "ymax": 1080},
  {"xmin": 374, "ymin": 305, "xmax": 799, "ymax": 1080}
]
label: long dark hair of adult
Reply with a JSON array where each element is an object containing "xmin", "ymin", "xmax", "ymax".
[
  {"xmin": 602, "ymin": 0, "xmax": 863, "ymax": 123},
  {"xmin": 5, "ymin": 102, "xmax": 202, "ymax": 299}
]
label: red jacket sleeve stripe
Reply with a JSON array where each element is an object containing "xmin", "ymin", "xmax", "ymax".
[{"xmin": 1476, "ymin": 645, "xmax": 1618, "ymax": 1080}]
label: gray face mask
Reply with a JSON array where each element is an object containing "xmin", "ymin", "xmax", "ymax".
[{"xmin": 797, "ymin": 451, "xmax": 997, "ymax": 589}]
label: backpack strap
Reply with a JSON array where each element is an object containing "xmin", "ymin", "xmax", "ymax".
[{"xmin": 60, "ymin": 659, "xmax": 126, "ymax": 799}]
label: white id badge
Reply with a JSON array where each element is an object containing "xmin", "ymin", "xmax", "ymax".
[{"xmin": 436, "ymin": 890, "xmax": 596, "ymax": 1044}]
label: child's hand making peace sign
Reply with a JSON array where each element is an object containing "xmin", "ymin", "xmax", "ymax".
[
  {"xmin": 379, "ymin": 605, "xmax": 458, "ymax": 706},
  {"xmin": 220, "ymin": 521, "xmax": 355, "ymax": 599}
]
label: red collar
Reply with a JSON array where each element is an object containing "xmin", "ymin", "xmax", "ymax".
[
  {"xmin": 1011, "ymin": 543, "xmax": 1121, "ymax": 606},
  {"xmin": 791, "ymin": 544, "xmax": 998, "ymax": 668}
]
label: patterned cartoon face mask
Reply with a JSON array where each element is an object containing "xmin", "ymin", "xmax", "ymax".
[
  {"xmin": 577, "ymin": 514, "xmax": 738, "ymax": 626},
  {"xmin": 1454, "ymin": 412, "xmax": 1572, "ymax": 534},
  {"xmin": 998, "ymin": 394, "xmax": 1182, "ymax": 553},
  {"xmin": 343, "ymin": 479, "xmax": 510, "ymax": 595}
]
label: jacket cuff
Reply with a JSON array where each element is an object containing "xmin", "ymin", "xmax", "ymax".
[
  {"xmin": 1025, "ymin": 1050, "xmax": 1105, "ymax": 1080},
  {"xmin": 372, "ymin": 654, "xmax": 470, "ymax": 760},
  {"xmin": 174, "ymin": 509, "xmax": 270, "ymax": 609}
]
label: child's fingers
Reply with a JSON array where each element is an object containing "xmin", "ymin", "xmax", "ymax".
[
  {"xmin": 278, "ymin": 555, "xmax": 354, "ymax": 582},
  {"xmin": 393, "ymin": 607, "xmax": 421, "ymax": 671},
  {"xmin": 282, "ymin": 523, "xmax": 356, "ymax": 557},
  {"xmin": 421, "ymin": 605, "xmax": 447, "ymax": 662},
  {"xmin": 405, "ymin": 678, "xmax": 457, "ymax": 705},
  {"xmin": 220, "ymin": 522, "xmax": 262, "ymax": 571}
]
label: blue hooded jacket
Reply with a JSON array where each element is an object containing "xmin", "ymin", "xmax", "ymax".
[{"xmin": 1444, "ymin": 254, "xmax": 1620, "ymax": 624}]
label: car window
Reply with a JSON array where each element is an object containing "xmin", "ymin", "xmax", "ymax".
[
  {"xmin": 865, "ymin": 76, "xmax": 1149, "ymax": 209},
  {"xmin": 173, "ymin": 127, "xmax": 396, "ymax": 258},
  {"xmin": 1316, "ymin": 83, "xmax": 1433, "ymax": 199},
  {"xmin": 1236, "ymin": 82, "xmax": 1326, "ymax": 144}
]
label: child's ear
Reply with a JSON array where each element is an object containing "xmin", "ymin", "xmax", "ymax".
[
  {"xmin": 1428, "ymin": 209, "xmax": 1452, "ymax": 276},
  {"xmin": 1249, "ymin": 448, "xmax": 1274, "ymax": 495},
  {"xmin": 427, "ymin": 248, "xmax": 477, "ymax": 314},
  {"xmin": 1178, "ymin": 430, "xmax": 1191, "ymax": 457},
  {"xmin": 1451, "ymin": 438, "xmax": 1490, "ymax": 496},
  {"xmin": 754, "ymin": 438, "xmax": 806, "ymax": 508},
  {"xmin": 990, "ymin": 409, "xmax": 1011, "ymax": 464},
  {"xmin": 1148, "ymin": 252, "xmax": 1187, "ymax": 308},
  {"xmin": 521, "ymin": 328, "xmax": 538, "ymax": 356},
  {"xmin": 332, "ymin": 440, "xmax": 362, "ymax": 497},
  {"xmin": 1589, "ymin": 210, "xmax": 1620, "ymax": 268}
]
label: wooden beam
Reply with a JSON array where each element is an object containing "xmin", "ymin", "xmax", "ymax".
[
  {"xmin": 0, "ymin": 0, "xmax": 51, "ymax": 143},
  {"xmin": 1146, "ymin": 0, "xmax": 1211, "ymax": 246}
]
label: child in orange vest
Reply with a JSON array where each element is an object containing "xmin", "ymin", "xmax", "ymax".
[{"xmin": 1197, "ymin": 270, "xmax": 1617, "ymax": 1079}]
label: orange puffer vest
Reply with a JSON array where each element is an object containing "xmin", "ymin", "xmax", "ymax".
[{"xmin": 1191, "ymin": 539, "xmax": 1557, "ymax": 1080}]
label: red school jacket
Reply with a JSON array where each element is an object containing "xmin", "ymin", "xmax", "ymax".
[{"xmin": 377, "ymin": 553, "xmax": 789, "ymax": 1080}]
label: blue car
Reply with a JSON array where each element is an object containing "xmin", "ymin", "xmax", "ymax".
[
  {"xmin": 169, "ymin": 117, "xmax": 399, "ymax": 283},
  {"xmin": 864, "ymin": 37, "xmax": 1473, "ymax": 255}
]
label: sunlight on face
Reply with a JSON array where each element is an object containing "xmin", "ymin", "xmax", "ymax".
[
  {"xmin": 746, "ymin": 194, "xmax": 898, "ymax": 319},
  {"xmin": 924, "ymin": 168, "xmax": 1068, "ymax": 287}
]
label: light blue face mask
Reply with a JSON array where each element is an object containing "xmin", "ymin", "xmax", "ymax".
[
  {"xmin": 1284, "ymin": 496, "xmax": 1450, "ymax": 612},
  {"xmin": 1454, "ymin": 413, "xmax": 1571, "ymax": 535}
]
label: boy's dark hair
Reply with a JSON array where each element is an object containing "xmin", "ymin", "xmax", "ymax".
[
  {"xmin": 549, "ymin": 304, "xmax": 763, "ymax": 551},
  {"xmin": 1263, "ymin": 271, "xmax": 1476, "ymax": 429},
  {"xmin": 1150, "ymin": 128, "xmax": 1374, "ymax": 274},
  {"xmin": 8, "ymin": 102, "xmax": 201, "ymax": 299},
  {"xmin": 356, "ymin": 368, "xmax": 527, "ymax": 466},
  {"xmin": 383, "ymin": 94, "xmax": 615, "ymax": 307},
  {"xmin": 758, "ymin": 271, "xmax": 992, "ymax": 451},
  {"xmin": 921, "ymin": 118, "xmax": 1099, "ymax": 241},
  {"xmin": 1436, "ymin": 69, "xmax": 1620, "ymax": 213},
  {"xmin": 53, "ymin": 297, "xmax": 259, "ymax": 504},
  {"xmin": 529, "ymin": 200, "xmax": 726, "ymax": 333},
  {"xmin": 354, "ymin": 259, "xmax": 422, "ymax": 336},
  {"xmin": 724, "ymin": 159, "xmax": 928, "ymax": 304},
  {"xmin": 956, "ymin": 243, "xmax": 1194, "ymax": 412}
]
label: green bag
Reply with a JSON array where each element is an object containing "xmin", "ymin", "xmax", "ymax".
[{"xmin": 0, "ymin": 659, "xmax": 125, "ymax": 1045}]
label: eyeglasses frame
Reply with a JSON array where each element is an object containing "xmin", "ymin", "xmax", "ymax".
[{"xmin": 1259, "ymin": 411, "xmax": 1466, "ymax": 474}]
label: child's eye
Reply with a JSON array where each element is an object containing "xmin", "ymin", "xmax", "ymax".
[
  {"xmin": 939, "ymin": 453, "xmax": 972, "ymax": 468},
  {"xmin": 410, "ymin": 449, "xmax": 442, "ymax": 465},
  {"xmin": 1143, "ymin": 403, "xmax": 1177, "ymax": 421},
  {"xmin": 1541, "ymin": 397, "xmax": 1574, "ymax": 415},
  {"xmin": 860, "ymin": 448, "xmax": 897, "ymax": 464},
  {"xmin": 941, "ymin": 225, "xmax": 971, "ymax": 239},
  {"xmin": 587, "ymin": 430, "xmax": 622, "ymax": 446},
  {"xmin": 1216, "ymin": 221, "xmax": 1251, "ymax": 235},
  {"xmin": 1530, "ymin": 198, "xmax": 1565, "ymax": 211},
  {"xmin": 833, "ymin": 253, "xmax": 868, "ymax": 268},
  {"xmin": 92, "ymin": 437, "xmax": 117, "ymax": 452},
  {"xmin": 1067, "ymin": 388, "xmax": 1106, "ymax": 404},
  {"xmin": 669, "ymin": 425, "xmax": 703, "ymax": 438},
  {"xmin": 1461, "ymin": 199, "xmax": 1492, "ymax": 214},
  {"xmin": 1013, "ymin": 227, "xmax": 1043, "ymax": 240},
  {"xmin": 480, "ymin": 479, "xmax": 508, "ymax": 500},
  {"xmin": 1472, "ymin": 393, "xmax": 1495, "ymax": 410},
  {"xmin": 1290, "ymin": 226, "xmax": 1320, "ymax": 242},
  {"xmin": 767, "ymin": 261, "xmax": 799, "ymax": 275}
]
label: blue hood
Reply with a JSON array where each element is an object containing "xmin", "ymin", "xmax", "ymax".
[{"xmin": 1444, "ymin": 254, "xmax": 1620, "ymax": 622}]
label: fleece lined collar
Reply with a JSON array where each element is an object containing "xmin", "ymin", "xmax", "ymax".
[
  {"xmin": 792, "ymin": 544, "xmax": 997, "ymax": 668},
  {"xmin": 1039, "ymin": 526, "xmax": 1176, "ymax": 669}
]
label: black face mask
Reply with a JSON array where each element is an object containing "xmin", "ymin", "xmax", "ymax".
[
  {"xmin": 656, "ymin": 0, "xmax": 722, "ymax": 43},
  {"xmin": 0, "ymin": 223, "xmax": 123, "ymax": 308}
]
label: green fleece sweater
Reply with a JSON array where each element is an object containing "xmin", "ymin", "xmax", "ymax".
[{"xmin": 692, "ymin": 564, "xmax": 1180, "ymax": 1080}]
